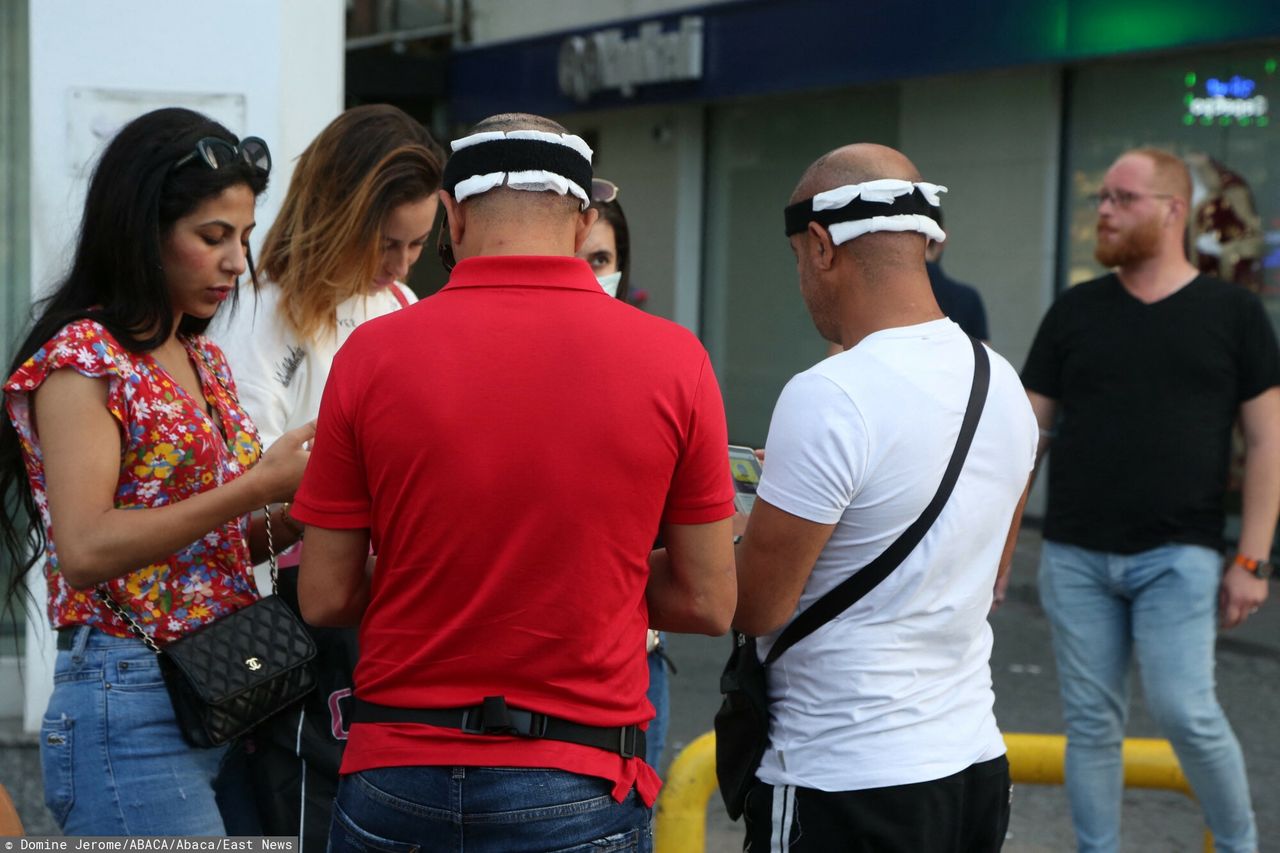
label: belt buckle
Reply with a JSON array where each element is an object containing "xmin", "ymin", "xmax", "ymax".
[
  {"xmin": 505, "ymin": 709, "xmax": 548, "ymax": 738},
  {"xmin": 618, "ymin": 726, "xmax": 638, "ymax": 759},
  {"xmin": 460, "ymin": 707, "xmax": 484, "ymax": 735}
]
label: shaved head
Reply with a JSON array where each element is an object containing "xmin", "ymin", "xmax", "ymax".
[
  {"xmin": 440, "ymin": 111, "xmax": 598, "ymax": 263},
  {"xmin": 458, "ymin": 112, "xmax": 584, "ymax": 221},
  {"xmin": 787, "ymin": 143, "xmax": 945, "ymax": 345},
  {"xmin": 794, "ymin": 144, "xmax": 929, "ymax": 277},
  {"xmin": 792, "ymin": 143, "xmax": 923, "ymax": 204},
  {"xmin": 469, "ymin": 112, "xmax": 572, "ymax": 137}
]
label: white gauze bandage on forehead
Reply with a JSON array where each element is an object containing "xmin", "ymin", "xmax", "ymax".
[
  {"xmin": 446, "ymin": 130, "xmax": 595, "ymax": 209},
  {"xmin": 809, "ymin": 180, "xmax": 948, "ymax": 245}
]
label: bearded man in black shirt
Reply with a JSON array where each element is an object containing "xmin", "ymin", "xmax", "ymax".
[{"xmin": 1022, "ymin": 147, "xmax": 1280, "ymax": 852}]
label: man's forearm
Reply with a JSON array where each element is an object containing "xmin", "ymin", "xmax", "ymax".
[
  {"xmin": 1238, "ymin": 437, "xmax": 1280, "ymax": 558},
  {"xmin": 299, "ymin": 569, "xmax": 370, "ymax": 627},
  {"xmin": 646, "ymin": 546, "xmax": 736, "ymax": 635},
  {"xmin": 297, "ymin": 527, "xmax": 375, "ymax": 627},
  {"xmin": 993, "ymin": 477, "xmax": 1033, "ymax": 606},
  {"xmin": 1025, "ymin": 391, "xmax": 1057, "ymax": 493}
]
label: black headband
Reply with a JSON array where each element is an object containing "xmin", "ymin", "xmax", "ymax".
[
  {"xmin": 783, "ymin": 186, "xmax": 940, "ymax": 237},
  {"xmin": 442, "ymin": 138, "xmax": 593, "ymax": 198}
]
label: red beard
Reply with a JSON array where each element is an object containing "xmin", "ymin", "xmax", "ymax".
[{"xmin": 1094, "ymin": 216, "xmax": 1161, "ymax": 268}]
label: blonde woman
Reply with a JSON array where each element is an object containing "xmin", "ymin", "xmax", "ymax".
[
  {"xmin": 212, "ymin": 104, "xmax": 444, "ymax": 846},
  {"xmin": 217, "ymin": 105, "xmax": 443, "ymax": 448}
]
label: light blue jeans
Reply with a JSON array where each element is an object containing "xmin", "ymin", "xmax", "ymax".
[
  {"xmin": 41, "ymin": 626, "xmax": 228, "ymax": 834},
  {"xmin": 645, "ymin": 645, "xmax": 669, "ymax": 770},
  {"xmin": 1038, "ymin": 541, "xmax": 1256, "ymax": 853},
  {"xmin": 330, "ymin": 766, "xmax": 652, "ymax": 852}
]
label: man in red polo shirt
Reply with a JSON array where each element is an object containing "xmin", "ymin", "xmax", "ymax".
[{"xmin": 290, "ymin": 112, "xmax": 737, "ymax": 852}]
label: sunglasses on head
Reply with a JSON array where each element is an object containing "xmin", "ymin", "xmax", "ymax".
[
  {"xmin": 175, "ymin": 136, "xmax": 272, "ymax": 176},
  {"xmin": 592, "ymin": 178, "xmax": 619, "ymax": 204}
]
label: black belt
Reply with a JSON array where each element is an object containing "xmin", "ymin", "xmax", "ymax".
[
  {"xmin": 352, "ymin": 696, "xmax": 645, "ymax": 760},
  {"xmin": 55, "ymin": 627, "xmax": 79, "ymax": 651}
]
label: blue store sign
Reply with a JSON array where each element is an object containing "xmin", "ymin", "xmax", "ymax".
[{"xmin": 449, "ymin": 0, "xmax": 1280, "ymax": 122}]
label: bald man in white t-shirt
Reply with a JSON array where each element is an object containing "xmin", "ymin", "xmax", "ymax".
[{"xmin": 732, "ymin": 143, "xmax": 1037, "ymax": 852}]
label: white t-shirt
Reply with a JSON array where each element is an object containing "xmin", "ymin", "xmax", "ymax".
[
  {"xmin": 755, "ymin": 318, "xmax": 1037, "ymax": 792},
  {"xmin": 211, "ymin": 281, "xmax": 417, "ymax": 449}
]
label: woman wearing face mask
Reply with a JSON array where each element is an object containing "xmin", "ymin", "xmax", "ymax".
[
  {"xmin": 212, "ymin": 103, "xmax": 444, "ymax": 845},
  {"xmin": 577, "ymin": 178, "xmax": 630, "ymax": 301},
  {"xmin": 0, "ymin": 107, "xmax": 311, "ymax": 834},
  {"xmin": 575, "ymin": 178, "xmax": 673, "ymax": 773}
]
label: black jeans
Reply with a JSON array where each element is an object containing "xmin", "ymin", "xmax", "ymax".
[{"xmin": 743, "ymin": 755, "xmax": 1011, "ymax": 852}]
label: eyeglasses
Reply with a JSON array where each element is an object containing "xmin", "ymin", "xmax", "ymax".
[
  {"xmin": 1085, "ymin": 188, "xmax": 1173, "ymax": 209},
  {"xmin": 175, "ymin": 136, "xmax": 272, "ymax": 175},
  {"xmin": 592, "ymin": 178, "xmax": 619, "ymax": 204}
]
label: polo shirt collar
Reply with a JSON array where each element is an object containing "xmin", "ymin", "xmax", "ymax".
[{"xmin": 444, "ymin": 255, "xmax": 604, "ymax": 293}]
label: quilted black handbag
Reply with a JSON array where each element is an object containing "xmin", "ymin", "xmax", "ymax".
[
  {"xmin": 96, "ymin": 507, "xmax": 317, "ymax": 748},
  {"xmin": 715, "ymin": 335, "xmax": 990, "ymax": 820}
]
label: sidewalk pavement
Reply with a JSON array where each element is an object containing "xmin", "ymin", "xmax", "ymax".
[
  {"xmin": 3, "ymin": 526, "xmax": 1278, "ymax": 848},
  {"xmin": 665, "ymin": 526, "xmax": 1280, "ymax": 852},
  {"xmin": 0, "ymin": 714, "xmax": 55, "ymax": 834}
]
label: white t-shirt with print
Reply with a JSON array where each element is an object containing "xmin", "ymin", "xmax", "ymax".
[
  {"xmin": 755, "ymin": 318, "xmax": 1037, "ymax": 792},
  {"xmin": 211, "ymin": 282, "xmax": 416, "ymax": 449}
]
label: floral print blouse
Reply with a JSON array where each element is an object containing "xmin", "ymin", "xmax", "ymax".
[{"xmin": 4, "ymin": 319, "xmax": 262, "ymax": 643}]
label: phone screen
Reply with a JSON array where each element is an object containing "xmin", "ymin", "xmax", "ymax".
[{"xmin": 728, "ymin": 445, "xmax": 762, "ymax": 514}]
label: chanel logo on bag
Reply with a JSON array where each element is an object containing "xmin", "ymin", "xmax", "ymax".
[{"xmin": 245, "ymin": 657, "xmax": 263, "ymax": 671}]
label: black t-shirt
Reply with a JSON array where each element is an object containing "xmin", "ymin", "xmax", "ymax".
[{"xmin": 1022, "ymin": 274, "xmax": 1280, "ymax": 553}]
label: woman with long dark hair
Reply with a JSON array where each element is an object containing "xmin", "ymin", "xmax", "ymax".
[
  {"xmin": 0, "ymin": 107, "xmax": 312, "ymax": 834},
  {"xmin": 211, "ymin": 103, "xmax": 444, "ymax": 845}
]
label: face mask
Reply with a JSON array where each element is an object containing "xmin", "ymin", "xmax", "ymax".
[{"xmin": 596, "ymin": 271, "xmax": 622, "ymax": 298}]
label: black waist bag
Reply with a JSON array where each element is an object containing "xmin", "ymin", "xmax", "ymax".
[
  {"xmin": 714, "ymin": 335, "xmax": 990, "ymax": 820},
  {"xmin": 714, "ymin": 631, "xmax": 769, "ymax": 820}
]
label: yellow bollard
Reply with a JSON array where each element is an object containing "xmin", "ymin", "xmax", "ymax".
[
  {"xmin": 654, "ymin": 731, "xmax": 1212, "ymax": 853},
  {"xmin": 1003, "ymin": 733, "xmax": 1191, "ymax": 793},
  {"xmin": 654, "ymin": 731, "xmax": 718, "ymax": 853},
  {"xmin": 1004, "ymin": 733, "xmax": 1209, "ymax": 852}
]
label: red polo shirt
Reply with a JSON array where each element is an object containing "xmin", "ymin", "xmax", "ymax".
[{"xmin": 291, "ymin": 255, "xmax": 734, "ymax": 805}]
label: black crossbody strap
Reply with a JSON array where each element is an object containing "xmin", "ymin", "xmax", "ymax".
[{"xmin": 763, "ymin": 335, "xmax": 991, "ymax": 666}]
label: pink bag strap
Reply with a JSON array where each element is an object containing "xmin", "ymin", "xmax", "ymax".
[{"xmin": 388, "ymin": 284, "xmax": 411, "ymax": 310}]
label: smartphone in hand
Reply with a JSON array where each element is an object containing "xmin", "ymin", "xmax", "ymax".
[{"xmin": 728, "ymin": 444, "xmax": 763, "ymax": 516}]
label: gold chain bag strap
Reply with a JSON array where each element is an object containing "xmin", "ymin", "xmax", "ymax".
[{"xmin": 95, "ymin": 508, "xmax": 318, "ymax": 748}]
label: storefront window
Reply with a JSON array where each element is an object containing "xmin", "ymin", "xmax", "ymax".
[
  {"xmin": 702, "ymin": 88, "xmax": 900, "ymax": 446},
  {"xmin": 1064, "ymin": 46, "xmax": 1280, "ymax": 314}
]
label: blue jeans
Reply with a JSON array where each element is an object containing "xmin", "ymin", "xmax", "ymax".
[
  {"xmin": 1038, "ymin": 541, "xmax": 1256, "ymax": 853},
  {"xmin": 645, "ymin": 647, "xmax": 669, "ymax": 770},
  {"xmin": 41, "ymin": 626, "xmax": 228, "ymax": 834},
  {"xmin": 329, "ymin": 766, "xmax": 652, "ymax": 853}
]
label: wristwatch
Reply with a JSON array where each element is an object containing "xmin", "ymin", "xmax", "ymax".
[{"xmin": 1232, "ymin": 554, "xmax": 1274, "ymax": 580}]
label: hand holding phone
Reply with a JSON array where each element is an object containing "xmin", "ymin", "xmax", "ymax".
[{"xmin": 728, "ymin": 444, "xmax": 763, "ymax": 516}]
